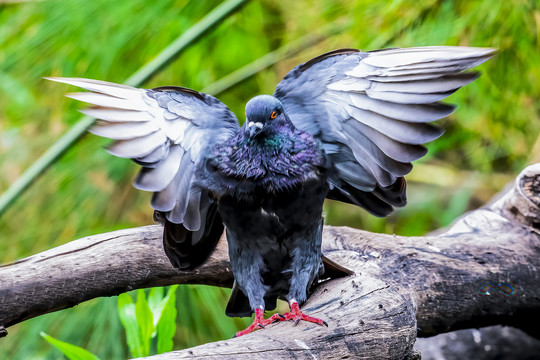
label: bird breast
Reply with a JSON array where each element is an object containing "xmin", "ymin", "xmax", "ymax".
[
  {"xmin": 202, "ymin": 129, "xmax": 327, "ymax": 197},
  {"xmin": 217, "ymin": 176, "xmax": 328, "ymax": 242}
]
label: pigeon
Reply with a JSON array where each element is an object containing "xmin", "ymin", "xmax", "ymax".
[{"xmin": 47, "ymin": 45, "xmax": 495, "ymax": 337}]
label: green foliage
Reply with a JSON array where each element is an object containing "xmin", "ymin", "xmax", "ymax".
[
  {"xmin": 147, "ymin": 287, "xmax": 166, "ymax": 332},
  {"xmin": 118, "ymin": 286, "xmax": 179, "ymax": 358},
  {"xmin": 1, "ymin": 0, "xmax": 539, "ymax": 358},
  {"xmin": 40, "ymin": 333, "xmax": 101, "ymax": 360},
  {"xmin": 40, "ymin": 286, "xmax": 179, "ymax": 359},
  {"xmin": 118, "ymin": 293, "xmax": 145, "ymax": 357},
  {"xmin": 174, "ymin": 285, "xmax": 252, "ymax": 348},
  {"xmin": 156, "ymin": 287, "xmax": 178, "ymax": 354},
  {"xmin": 1, "ymin": 297, "xmax": 126, "ymax": 360}
]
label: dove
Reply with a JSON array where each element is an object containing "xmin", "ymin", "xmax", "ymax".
[{"xmin": 48, "ymin": 45, "xmax": 495, "ymax": 336}]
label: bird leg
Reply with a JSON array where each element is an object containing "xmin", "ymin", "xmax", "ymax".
[
  {"xmin": 281, "ymin": 300, "xmax": 328, "ymax": 327},
  {"xmin": 234, "ymin": 308, "xmax": 283, "ymax": 337}
]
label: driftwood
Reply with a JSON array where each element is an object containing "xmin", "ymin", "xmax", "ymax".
[{"xmin": 1, "ymin": 164, "xmax": 540, "ymax": 359}]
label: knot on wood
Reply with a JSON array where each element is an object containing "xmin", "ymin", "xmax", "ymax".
[
  {"xmin": 517, "ymin": 164, "xmax": 540, "ymax": 207},
  {"xmin": 520, "ymin": 175, "xmax": 540, "ymax": 207}
]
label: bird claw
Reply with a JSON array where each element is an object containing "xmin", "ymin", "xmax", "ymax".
[
  {"xmin": 271, "ymin": 313, "xmax": 285, "ymax": 322},
  {"xmin": 234, "ymin": 308, "xmax": 278, "ymax": 337},
  {"xmin": 233, "ymin": 304, "xmax": 328, "ymax": 337},
  {"xmin": 282, "ymin": 301, "xmax": 328, "ymax": 327}
]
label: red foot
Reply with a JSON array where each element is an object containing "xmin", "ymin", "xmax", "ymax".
[
  {"xmin": 234, "ymin": 308, "xmax": 282, "ymax": 337},
  {"xmin": 281, "ymin": 302, "xmax": 328, "ymax": 327},
  {"xmin": 233, "ymin": 303, "xmax": 328, "ymax": 337}
]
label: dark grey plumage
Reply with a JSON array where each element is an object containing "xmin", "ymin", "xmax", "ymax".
[
  {"xmin": 48, "ymin": 45, "xmax": 495, "ymax": 336},
  {"xmin": 199, "ymin": 95, "xmax": 329, "ymax": 317}
]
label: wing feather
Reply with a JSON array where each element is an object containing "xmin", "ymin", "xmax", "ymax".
[
  {"xmin": 275, "ymin": 46, "xmax": 495, "ymax": 215},
  {"xmin": 151, "ymin": 168, "xmax": 181, "ymax": 212},
  {"xmin": 80, "ymin": 108, "xmax": 154, "ymax": 122},
  {"xmin": 90, "ymin": 120, "xmax": 160, "ymax": 140},
  {"xmin": 365, "ymin": 73, "xmax": 479, "ymax": 94},
  {"xmin": 347, "ymin": 120, "xmax": 428, "ymax": 163},
  {"xmin": 343, "ymin": 120, "xmax": 412, "ymax": 176},
  {"xmin": 134, "ymin": 145, "xmax": 184, "ymax": 192},
  {"xmin": 106, "ymin": 131, "xmax": 167, "ymax": 158},
  {"xmin": 360, "ymin": 46, "xmax": 495, "ymax": 68},
  {"xmin": 348, "ymin": 106, "xmax": 444, "ymax": 144},
  {"xmin": 348, "ymin": 92, "xmax": 455, "ymax": 122},
  {"xmin": 334, "ymin": 162, "xmax": 376, "ymax": 191},
  {"xmin": 66, "ymin": 92, "xmax": 148, "ymax": 111},
  {"xmin": 49, "ymin": 76, "xmax": 239, "ymax": 269},
  {"xmin": 133, "ymin": 144, "xmax": 168, "ymax": 167},
  {"xmin": 169, "ymin": 155, "xmax": 195, "ymax": 223},
  {"xmin": 364, "ymin": 89, "xmax": 456, "ymax": 104},
  {"xmin": 45, "ymin": 77, "xmax": 140, "ymax": 98}
]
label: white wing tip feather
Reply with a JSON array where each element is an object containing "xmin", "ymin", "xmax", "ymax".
[
  {"xmin": 362, "ymin": 46, "xmax": 497, "ymax": 69},
  {"xmin": 371, "ymin": 46, "xmax": 497, "ymax": 56},
  {"xmin": 45, "ymin": 76, "xmax": 142, "ymax": 102},
  {"xmin": 65, "ymin": 92, "xmax": 148, "ymax": 111},
  {"xmin": 44, "ymin": 76, "xmax": 136, "ymax": 88}
]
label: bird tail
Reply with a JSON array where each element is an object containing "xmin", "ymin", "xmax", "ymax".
[
  {"xmin": 226, "ymin": 281, "xmax": 253, "ymax": 317},
  {"xmin": 321, "ymin": 255, "xmax": 355, "ymax": 279},
  {"xmin": 156, "ymin": 199, "xmax": 224, "ymax": 270}
]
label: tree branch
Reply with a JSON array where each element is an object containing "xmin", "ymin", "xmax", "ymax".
[{"xmin": 1, "ymin": 164, "xmax": 540, "ymax": 359}]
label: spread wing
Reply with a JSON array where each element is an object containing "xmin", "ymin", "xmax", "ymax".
[
  {"xmin": 48, "ymin": 77, "xmax": 239, "ymax": 269},
  {"xmin": 275, "ymin": 46, "xmax": 495, "ymax": 216}
]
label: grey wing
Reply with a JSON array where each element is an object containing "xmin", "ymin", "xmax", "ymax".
[
  {"xmin": 48, "ymin": 77, "xmax": 239, "ymax": 269},
  {"xmin": 275, "ymin": 46, "xmax": 495, "ymax": 216}
]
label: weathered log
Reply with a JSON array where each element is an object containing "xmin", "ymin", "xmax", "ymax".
[
  {"xmin": 414, "ymin": 325, "xmax": 540, "ymax": 360},
  {"xmin": 1, "ymin": 164, "xmax": 539, "ymax": 359}
]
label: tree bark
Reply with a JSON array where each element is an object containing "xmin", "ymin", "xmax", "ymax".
[{"xmin": 1, "ymin": 164, "xmax": 540, "ymax": 359}]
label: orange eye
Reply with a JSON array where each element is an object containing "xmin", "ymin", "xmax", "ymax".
[{"xmin": 270, "ymin": 111, "xmax": 277, "ymax": 119}]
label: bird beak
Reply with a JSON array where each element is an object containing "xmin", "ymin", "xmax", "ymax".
[{"xmin": 247, "ymin": 121, "xmax": 264, "ymax": 137}]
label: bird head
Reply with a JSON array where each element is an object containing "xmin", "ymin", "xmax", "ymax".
[{"xmin": 244, "ymin": 95, "xmax": 286, "ymax": 138}]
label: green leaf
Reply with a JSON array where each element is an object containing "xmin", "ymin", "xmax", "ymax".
[
  {"xmin": 40, "ymin": 332, "xmax": 101, "ymax": 360},
  {"xmin": 147, "ymin": 287, "xmax": 165, "ymax": 331},
  {"xmin": 156, "ymin": 285, "xmax": 179, "ymax": 354},
  {"xmin": 117, "ymin": 293, "xmax": 144, "ymax": 358},
  {"xmin": 147, "ymin": 287, "xmax": 164, "ymax": 311},
  {"xmin": 135, "ymin": 289, "xmax": 154, "ymax": 355}
]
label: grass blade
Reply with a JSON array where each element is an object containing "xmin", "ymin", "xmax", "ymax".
[
  {"xmin": 118, "ymin": 293, "xmax": 144, "ymax": 358},
  {"xmin": 135, "ymin": 289, "xmax": 154, "ymax": 356},
  {"xmin": 147, "ymin": 287, "xmax": 165, "ymax": 331},
  {"xmin": 40, "ymin": 332, "xmax": 101, "ymax": 360},
  {"xmin": 156, "ymin": 285, "xmax": 179, "ymax": 354}
]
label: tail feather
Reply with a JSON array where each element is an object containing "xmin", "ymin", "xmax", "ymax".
[
  {"xmin": 226, "ymin": 281, "xmax": 252, "ymax": 317},
  {"xmin": 157, "ymin": 199, "xmax": 224, "ymax": 270},
  {"xmin": 321, "ymin": 255, "xmax": 355, "ymax": 279}
]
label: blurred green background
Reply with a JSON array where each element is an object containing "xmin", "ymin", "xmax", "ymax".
[{"xmin": 0, "ymin": 0, "xmax": 538, "ymax": 358}]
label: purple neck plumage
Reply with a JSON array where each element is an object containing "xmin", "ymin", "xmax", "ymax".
[{"xmin": 205, "ymin": 113, "xmax": 325, "ymax": 196}]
